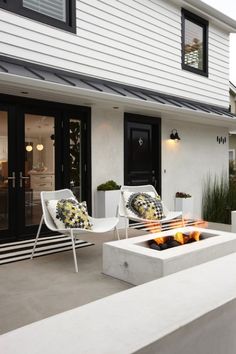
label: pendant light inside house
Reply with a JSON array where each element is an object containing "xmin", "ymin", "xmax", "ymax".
[
  {"xmin": 25, "ymin": 127, "xmax": 33, "ymax": 152},
  {"xmin": 36, "ymin": 125, "xmax": 44, "ymax": 151},
  {"xmin": 26, "ymin": 143, "xmax": 33, "ymax": 152},
  {"xmin": 36, "ymin": 143, "xmax": 44, "ymax": 151}
]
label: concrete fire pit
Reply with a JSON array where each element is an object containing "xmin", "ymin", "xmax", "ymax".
[{"xmin": 103, "ymin": 226, "xmax": 236, "ymax": 285}]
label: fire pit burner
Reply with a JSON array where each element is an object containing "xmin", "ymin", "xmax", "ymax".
[{"xmin": 149, "ymin": 231, "xmax": 202, "ymax": 251}]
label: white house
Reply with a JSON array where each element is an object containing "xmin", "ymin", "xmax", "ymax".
[{"xmin": 0, "ymin": 0, "xmax": 236, "ymax": 242}]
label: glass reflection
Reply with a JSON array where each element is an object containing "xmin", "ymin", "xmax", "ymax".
[
  {"xmin": 184, "ymin": 19, "xmax": 203, "ymax": 70},
  {"xmin": 0, "ymin": 111, "xmax": 8, "ymax": 230},
  {"xmin": 69, "ymin": 119, "xmax": 81, "ymax": 200},
  {"xmin": 25, "ymin": 115, "xmax": 55, "ymax": 226}
]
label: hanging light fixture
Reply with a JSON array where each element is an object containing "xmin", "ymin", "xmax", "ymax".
[
  {"xmin": 36, "ymin": 143, "xmax": 44, "ymax": 151},
  {"xmin": 26, "ymin": 143, "xmax": 33, "ymax": 152},
  {"xmin": 36, "ymin": 125, "xmax": 44, "ymax": 151},
  {"xmin": 170, "ymin": 129, "xmax": 181, "ymax": 142},
  {"xmin": 25, "ymin": 127, "xmax": 33, "ymax": 152}
]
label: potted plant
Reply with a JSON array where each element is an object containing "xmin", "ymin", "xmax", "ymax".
[
  {"xmin": 175, "ymin": 192, "xmax": 193, "ymax": 218},
  {"xmin": 97, "ymin": 180, "xmax": 120, "ymax": 191},
  {"xmin": 96, "ymin": 180, "xmax": 121, "ymax": 220}
]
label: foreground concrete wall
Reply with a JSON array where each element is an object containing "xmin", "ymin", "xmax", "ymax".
[
  {"xmin": 2, "ymin": 253, "xmax": 236, "ymax": 354},
  {"xmin": 138, "ymin": 299, "xmax": 236, "ymax": 354}
]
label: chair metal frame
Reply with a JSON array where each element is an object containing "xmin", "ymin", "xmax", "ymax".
[{"xmin": 31, "ymin": 189, "xmax": 119, "ymax": 272}]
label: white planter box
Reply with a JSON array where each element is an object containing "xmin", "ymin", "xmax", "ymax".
[
  {"xmin": 175, "ymin": 197, "xmax": 194, "ymax": 218},
  {"xmin": 95, "ymin": 190, "xmax": 127, "ymax": 229}
]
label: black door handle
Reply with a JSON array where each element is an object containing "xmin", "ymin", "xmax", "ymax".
[{"xmin": 151, "ymin": 170, "xmax": 157, "ymax": 189}]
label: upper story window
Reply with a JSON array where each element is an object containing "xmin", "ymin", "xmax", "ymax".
[
  {"xmin": 182, "ymin": 9, "xmax": 208, "ymax": 77},
  {"xmin": 0, "ymin": 0, "xmax": 76, "ymax": 33}
]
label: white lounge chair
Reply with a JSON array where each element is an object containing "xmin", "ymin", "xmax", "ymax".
[
  {"xmin": 118, "ymin": 185, "xmax": 182, "ymax": 238},
  {"xmin": 31, "ymin": 189, "xmax": 119, "ymax": 272}
]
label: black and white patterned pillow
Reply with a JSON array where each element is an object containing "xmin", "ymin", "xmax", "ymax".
[
  {"xmin": 47, "ymin": 198, "xmax": 92, "ymax": 230},
  {"xmin": 126, "ymin": 192, "xmax": 165, "ymax": 220}
]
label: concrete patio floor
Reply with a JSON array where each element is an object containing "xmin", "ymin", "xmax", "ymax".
[
  {"xmin": 0, "ymin": 223, "xmax": 231, "ymax": 335},
  {"xmin": 0, "ymin": 230, "xmax": 146, "ymax": 334}
]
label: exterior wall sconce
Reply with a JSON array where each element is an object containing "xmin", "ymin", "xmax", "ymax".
[{"xmin": 170, "ymin": 129, "xmax": 181, "ymax": 142}]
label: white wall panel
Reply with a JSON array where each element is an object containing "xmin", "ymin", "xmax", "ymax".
[
  {"xmin": 0, "ymin": 0, "xmax": 230, "ymax": 106},
  {"xmin": 91, "ymin": 107, "xmax": 124, "ymax": 215},
  {"xmin": 162, "ymin": 119, "xmax": 229, "ymax": 218},
  {"xmin": 90, "ymin": 108, "xmax": 229, "ymax": 217}
]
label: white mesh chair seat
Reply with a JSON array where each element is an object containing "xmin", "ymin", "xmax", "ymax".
[
  {"xmin": 118, "ymin": 185, "xmax": 182, "ymax": 238},
  {"xmin": 31, "ymin": 189, "xmax": 119, "ymax": 272}
]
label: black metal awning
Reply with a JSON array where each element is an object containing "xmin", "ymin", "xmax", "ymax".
[{"xmin": 0, "ymin": 55, "xmax": 235, "ymax": 119}]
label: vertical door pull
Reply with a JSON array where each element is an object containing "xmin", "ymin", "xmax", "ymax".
[
  {"xmin": 8, "ymin": 172, "xmax": 16, "ymax": 188},
  {"xmin": 20, "ymin": 171, "xmax": 29, "ymax": 188},
  {"xmin": 151, "ymin": 170, "xmax": 157, "ymax": 189}
]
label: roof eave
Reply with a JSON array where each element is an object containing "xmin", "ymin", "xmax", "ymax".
[
  {"xmin": 0, "ymin": 72, "xmax": 235, "ymax": 129},
  {"xmin": 172, "ymin": 0, "xmax": 236, "ymax": 32}
]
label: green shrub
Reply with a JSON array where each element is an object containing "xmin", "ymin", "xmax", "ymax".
[
  {"xmin": 175, "ymin": 192, "xmax": 191, "ymax": 198},
  {"xmin": 97, "ymin": 180, "xmax": 121, "ymax": 191},
  {"xmin": 202, "ymin": 173, "xmax": 236, "ymax": 224}
]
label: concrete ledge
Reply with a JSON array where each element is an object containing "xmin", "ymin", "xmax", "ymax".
[{"xmin": 1, "ymin": 253, "xmax": 236, "ymax": 354}]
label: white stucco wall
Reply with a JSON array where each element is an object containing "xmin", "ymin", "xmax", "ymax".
[
  {"xmin": 162, "ymin": 119, "xmax": 229, "ymax": 218},
  {"xmin": 91, "ymin": 106, "xmax": 124, "ymax": 215},
  {"xmin": 91, "ymin": 109, "xmax": 229, "ymax": 218}
]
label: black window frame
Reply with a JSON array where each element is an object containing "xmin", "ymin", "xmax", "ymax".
[
  {"xmin": 0, "ymin": 0, "xmax": 76, "ymax": 33},
  {"xmin": 181, "ymin": 8, "xmax": 208, "ymax": 77}
]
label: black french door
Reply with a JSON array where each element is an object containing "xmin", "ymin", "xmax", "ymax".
[{"xmin": 0, "ymin": 95, "xmax": 91, "ymax": 243}]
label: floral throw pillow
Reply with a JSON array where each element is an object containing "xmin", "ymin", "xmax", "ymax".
[
  {"xmin": 47, "ymin": 198, "xmax": 92, "ymax": 230},
  {"xmin": 125, "ymin": 192, "xmax": 165, "ymax": 220}
]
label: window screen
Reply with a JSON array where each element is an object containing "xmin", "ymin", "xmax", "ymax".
[
  {"xmin": 184, "ymin": 19, "xmax": 203, "ymax": 71},
  {"xmin": 23, "ymin": 0, "xmax": 66, "ymax": 22}
]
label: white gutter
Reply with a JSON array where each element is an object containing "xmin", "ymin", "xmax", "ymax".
[{"xmin": 230, "ymin": 81, "xmax": 236, "ymax": 96}]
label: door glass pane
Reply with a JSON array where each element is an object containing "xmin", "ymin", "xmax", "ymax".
[
  {"xmin": 0, "ymin": 111, "xmax": 8, "ymax": 230},
  {"xmin": 25, "ymin": 114, "xmax": 55, "ymax": 226},
  {"xmin": 69, "ymin": 119, "xmax": 81, "ymax": 200}
]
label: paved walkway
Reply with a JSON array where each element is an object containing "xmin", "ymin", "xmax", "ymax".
[{"xmin": 0, "ymin": 230, "xmax": 136, "ymax": 334}]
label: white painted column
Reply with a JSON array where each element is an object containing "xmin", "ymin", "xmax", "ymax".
[{"xmin": 231, "ymin": 211, "xmax": 236, "ymax": 232}]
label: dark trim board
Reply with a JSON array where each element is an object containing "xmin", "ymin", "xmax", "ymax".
[
  {"xmin": 0, "ymin": 0, "xmax": 76, "ymax": 33},
  {"xmin": 0, "ymin": 93, "xmax": 91, "ymax": 115},
  {"xmin": 124, "ymin": 113, "xmax": 162, "ymax": 195}
]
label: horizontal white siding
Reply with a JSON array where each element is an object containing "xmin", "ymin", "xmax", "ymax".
[{"xmin": 0, "ymin": 0, "xmax": 230, "ymax": 106}]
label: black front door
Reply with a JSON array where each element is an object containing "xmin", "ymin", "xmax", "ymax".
[
  {"xmin": 124, "ymin": 113, "xmax": 161, "ymax": 193},
  {"xmin": 0, "ymin": 95, "xmax": 91, "ymax": 243}
]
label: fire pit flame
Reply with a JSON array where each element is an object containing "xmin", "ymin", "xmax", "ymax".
[
  {"xmin": 144, "ymin": 218, "xmax": 208, "ymax": 234},
  {"xmin": 150, "ymin": 231, "xmax": 202, "ymax": 251}
]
